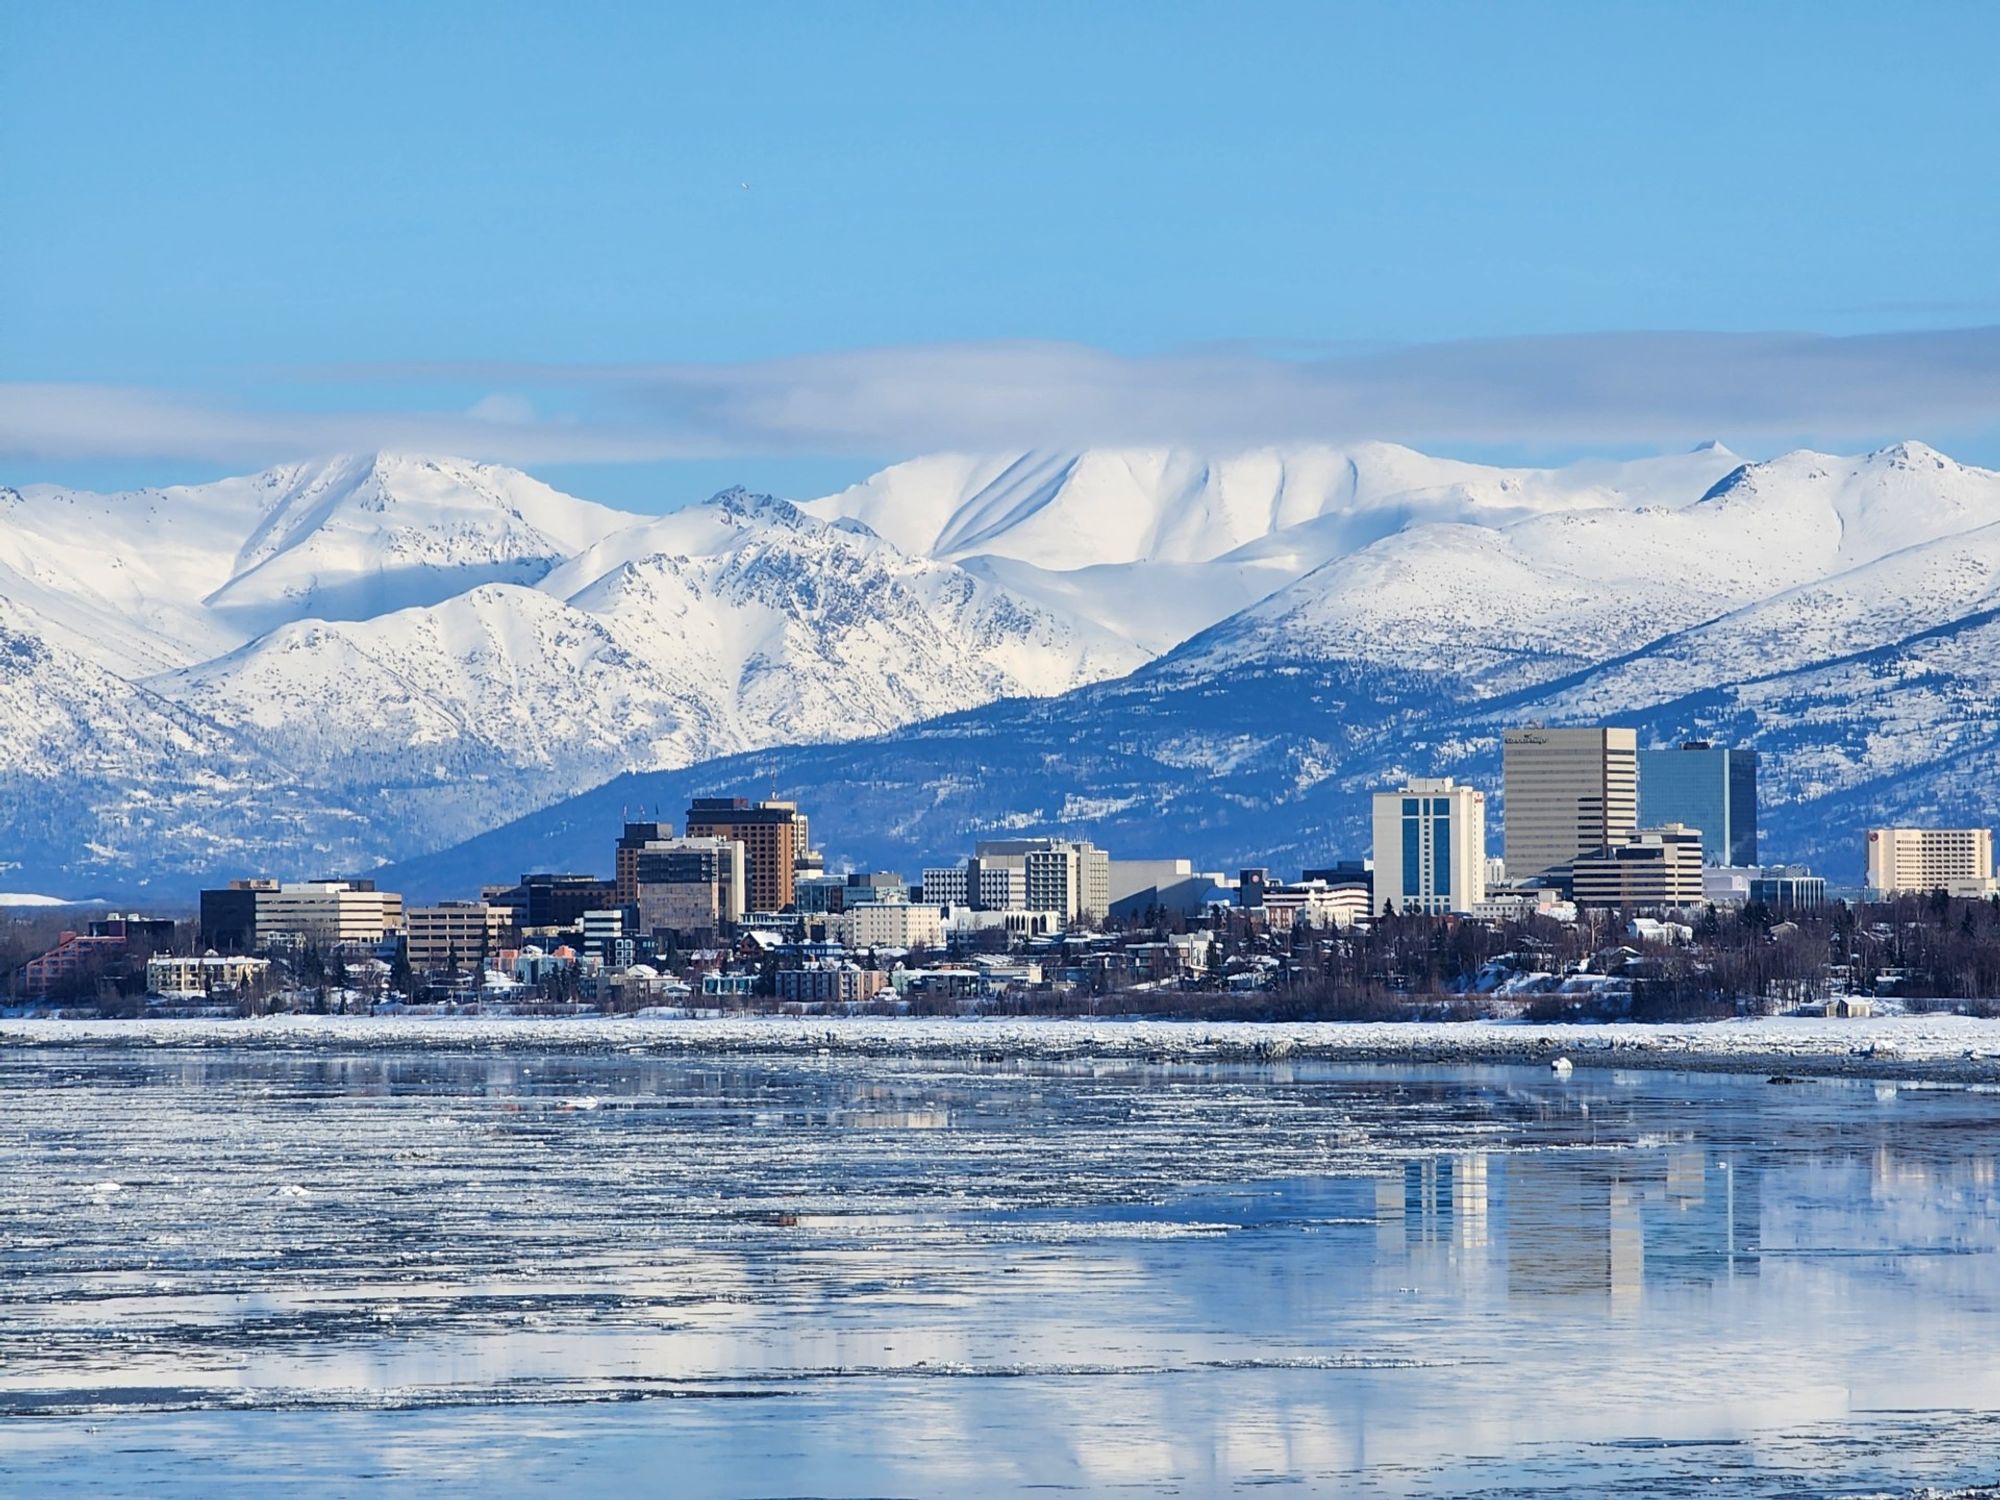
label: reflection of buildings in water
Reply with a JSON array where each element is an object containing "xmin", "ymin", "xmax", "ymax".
[
  {"xmin": 1374, "ymin": 1155, "xmax": 1491, "ymax": 1280},
  {"xmin": 1752, "ymin": 1146, "xmax": 2000, "ymax": 1259},
  {"xmin": 1505, "ymin": 1152, "xmax": 1761, "ymax": 1298},
  {"xmin": 1504, "ymin": 1156, "xmax": 1645, "ymax": 1299},
  {"xmin": 831, "ymin": 1109, "xmax": 951, "ymax": 1130},
  {"xmin": 1641, "ymin": 1153, "xmax": 1760, "ymax": 1283}
]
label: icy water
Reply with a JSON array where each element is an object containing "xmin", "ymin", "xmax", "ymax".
[{"xmin": 3, "ymin": 1045, "xmax": 1998, "ymax": 1497}]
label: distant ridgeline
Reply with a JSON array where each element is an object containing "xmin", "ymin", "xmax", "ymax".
[{"xmin": 3, "ymin": 441, "xmax": 2000, "ymax": 898}]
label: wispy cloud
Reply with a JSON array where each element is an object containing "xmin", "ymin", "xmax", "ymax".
[{"xmin": 7, "ymin": 327, "xmax": 2000, "ymax": 470}]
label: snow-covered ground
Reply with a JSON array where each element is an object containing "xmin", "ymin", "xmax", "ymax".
[{"xmin": 9, "ymin": 1012, "xmax": 2000, "ymax": 1079}]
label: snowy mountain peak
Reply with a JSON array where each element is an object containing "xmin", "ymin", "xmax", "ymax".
[
  {"xmin": 1872, "ymin": 439, "xmax": 1956, "ymax": 470},
  {"xmin": 198, "ymin": 452, "xmax": 638, "ymax": 634}
]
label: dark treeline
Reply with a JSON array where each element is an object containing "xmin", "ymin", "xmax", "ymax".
[
  {"xmin": 12, "ymin": 893, "xmax": 2000, "ymax": 1020},
  {"xmin": 1090, "ymin": 893, "xmax": 2000, "ymax": 1021}
]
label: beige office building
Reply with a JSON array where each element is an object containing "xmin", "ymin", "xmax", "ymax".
[
  {"xmin": 1571, "ymin": 824, "xmax": 1705, "ymax": 910},
  {"xmin": 1503, "ymin": 727, "xmax": 1639, "ymax": 887},
  {"xmin": 830, "ymin": 898, "xmax": 945, "ymax": 950},
  {"xmin": 407, "ymin": 902, "xmax": 514, "ymax": 972},
  {"xmin": 255, "ymin": 881, "xmax": 406, "ymax": 949},
  {"xmin": 1865, "ymin": 828, "xmax": 1995, "ymax": 894}
]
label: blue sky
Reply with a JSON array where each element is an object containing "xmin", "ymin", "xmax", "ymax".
[{"xmin": 4, "ymin": 0, "xmax": 1998, "ymax": 508}]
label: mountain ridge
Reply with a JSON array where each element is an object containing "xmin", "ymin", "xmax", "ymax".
[{"xmin": 4, "ymin": 439, "xmax": 1997, "ymax": 897}]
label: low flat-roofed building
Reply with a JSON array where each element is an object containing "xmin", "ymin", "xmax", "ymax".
[
  {"xmin": 1571, "ymin": 824, "xmax": 1705, "ymax": 910},
  {"xmin": 1749, "ymin": 867, "xmax": 1827, "ymax": 909},
  {"xmin": 830, "ymin": 898, "xmax": 944, "ymax": 951},
  {"xmin": 406, "ymin": 901, "xmax": 513, "ymax": 973},
  {"xmin": 1264, "ymin": 880, "xmax": 1372, "ymax": 930}
]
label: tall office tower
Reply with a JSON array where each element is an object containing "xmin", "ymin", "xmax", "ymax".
[
  {"xmin": 633, "ymin": 836, "xmax": 747, "ymax": 934},
  {"xmin": 1370, "ymin": 777, "xmax": 1488, "ymax": 916},
  {"xmin": 1502, "ymin": 727, "xmax": 1639, "ymax": 888},
  {"xmin": 683, "ymin": 798, "xmax": 805, "ymax": 912},
  {"xmin": 1637, "ymin": 742, "xmax": 1758, "ymax": 867},
  {"xmin": 614, "ymin": 821, "xmax": 667, "ymax": 907},
  {"xmin": 1865, "ymin": 828, "xmax": 1996, "ymax": 893}
]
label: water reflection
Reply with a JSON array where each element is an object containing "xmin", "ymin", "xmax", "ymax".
[{"xmin": 3, "ymin": 1048, "xmax": 2000, "ymax": 1497}]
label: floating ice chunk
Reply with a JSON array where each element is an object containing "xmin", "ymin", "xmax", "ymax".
[
  {"xmin": 561, "ymin": 1096, "xmax": 602, "ymax": 1111},
  {"xmin": 275, "ymin": 1184, "xmax": 311, "ymax": 1198},
  {"xmin": 89, "ymin": 1180, "xmax": 124, "ymax": 1194},
  {"xmin": 1550, "ymin": 1056, "xmax": 1574, "ymax": 1076}
]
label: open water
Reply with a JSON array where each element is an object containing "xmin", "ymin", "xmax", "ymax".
[{"xmin": 2, "ymin": 1042, "xmax": 1996, "ymax": 1496}]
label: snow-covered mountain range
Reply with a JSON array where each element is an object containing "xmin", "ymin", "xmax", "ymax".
[{"xmin": 5, "ymin": 440, "xmax": 1999, "ymax": 898}]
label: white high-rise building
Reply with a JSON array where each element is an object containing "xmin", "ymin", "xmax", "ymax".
[
  {"xmin": 1371, "ymin": 778, "xmax": 1488, "ymax": 916},
  {"xmin": 1503, "ymin": 727, "xmax": 1639, "ymax": 888},
  {"xmin": 1865, "ymin": 828, "xmax": 1995, "ymax": 894}
]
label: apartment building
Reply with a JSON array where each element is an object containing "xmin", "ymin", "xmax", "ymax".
[
  {"xmin": 775, "ymin": 962, "xmax": 888, "ymax": 1005},
  {"xmin": 829, "ymin": 897, "xmax": 945, "ymax": 951},
  {"xmin": 147, "ymin": 953, "xmax": 272, "ymax": 996},
  {"xmin": 1503, "ymin": 727, "xmax": 1639, "ymax": 889}
]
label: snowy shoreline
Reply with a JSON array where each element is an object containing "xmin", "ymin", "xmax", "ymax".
[{"xmin": 7, "ymin": 1013, "xmax": 2000, "ymax": 1084}]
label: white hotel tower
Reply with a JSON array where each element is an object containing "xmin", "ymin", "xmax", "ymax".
[{"xmin": 1371, "ymin": 778, "xmax": 1488, "ymax": 916}]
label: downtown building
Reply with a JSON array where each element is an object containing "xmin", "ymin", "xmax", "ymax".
[
  {"xmin": 200, "ymin": 879, "xmax": 405, "ymax": 953},
  {"xmin": 483, "ymin": 872, "xmax": 616, "ymax": 935},
  {"xmin": 634, "ymin": 835, "xmax": 747, "ymax": 937},
  {"xmin": 1370, "ymin": 778, "xmax": 1488, "ymax": 916},
  {"xmin": 405, "ymin": 901, "xmax": 516, "ymax": 974},
  {"xmin": 1637, "ymin": 741, "xmax": 1758, "ymax": 867},
  {"xmin": 614, "ymin": 821, "xmax": 669, "ymax": 907},
  {"xmin": 922, "ymin": 838, "xmax": 1111, "ymax": 925},
  {"xmin": 1570, "ymin": 824, "xmax": 1705, "ymax": 910},
  {"xmin": 683, "ymin": 798, "xmax": 812, "ymax": 912},
  {"xmin": 1865, "ymin": 827, "xmax": 1996, "ymax": 895},
  {"xmin": 1502, "ymin": 727, "xmax": 1639, "ymax": 890}
]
